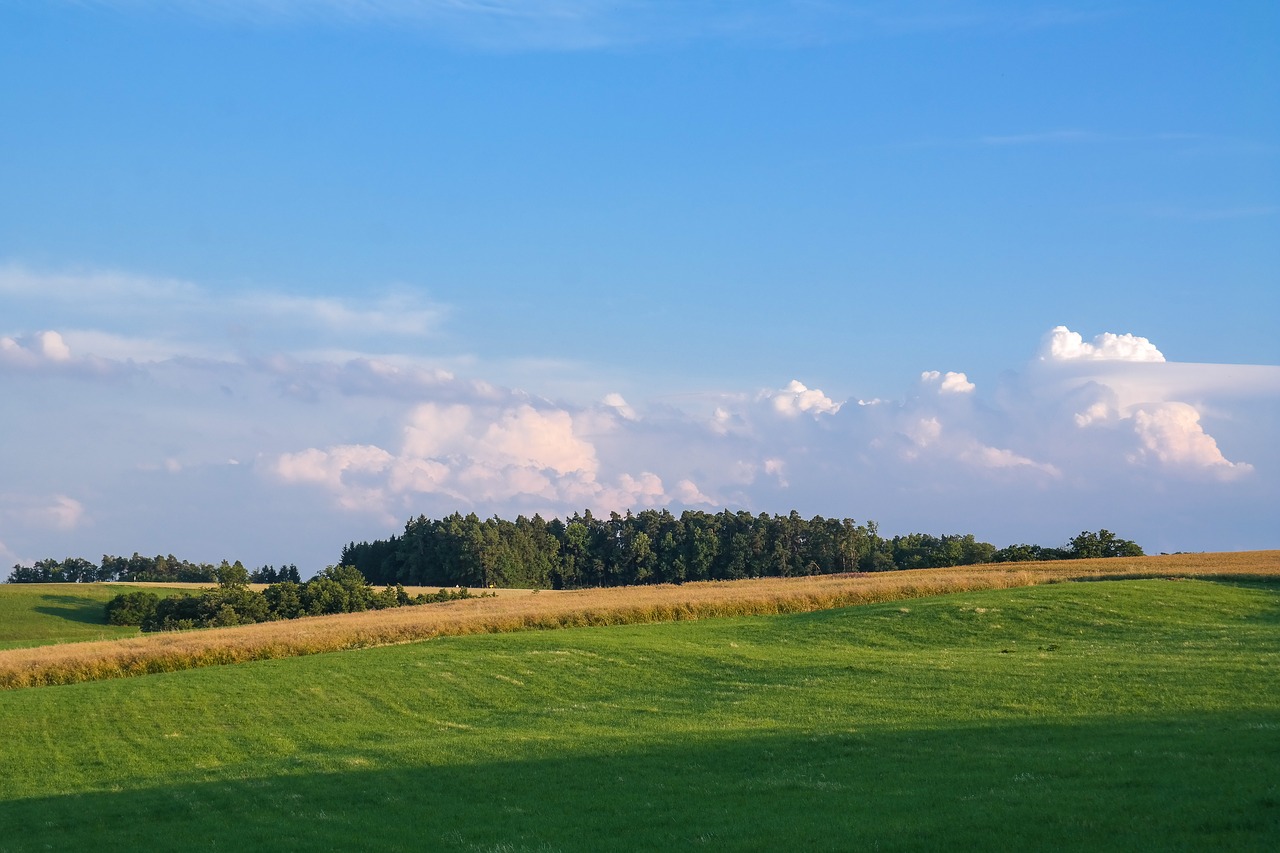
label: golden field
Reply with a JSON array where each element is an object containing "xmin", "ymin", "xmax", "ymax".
[{"xmin": 2, "ymin": 550, "xmax": 1276, "ymax": 690}]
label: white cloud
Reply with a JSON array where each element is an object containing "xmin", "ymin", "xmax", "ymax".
[
  {"xmin": 0, "ymin": 263, "xmax": 197, "ymax": 304},
  {"xmin": 906, "ymin": 416, "xmax": 942, "ymax": 448},
  {"xmin": 481, "ymin": 406, "xmax": 597, "ymax": 475},
  {"xmin": 674, "ymin": 478, "xmax": 715, "ymax": 506},
  {"xmin": 602, "ymin": 392, "xmax": 637, "ymax": 421},
  {"xmin": 921, "ymin": 370, "xmax": 975, "ymax": 394},
  {"xmin": 1129, "ymin": 403, "xmax": 1253, "ymax": 478},
  {"xmin": 960, "ymin": 445, "xmax": 1060, "ymax": 477},
  {"xmin": 1041, "ymin": 325, "xmax": 1165, "ymax": 363},
  {"xmin": 274, "ymin": 444, "xmax": 394, "ymax": 490},
  {"xmin": 1, "ymin": 265, "xmax": 446, "ymax": 365},
  {"xmin": 0, "ymin": 330, "xmax": 123, "ymax": 377},
  {"xmin": 3, "ymin": 298, "xmax": 1276, "ymax": 567},
  {"xmin": 767, "ymin": 379, "xmax": 842, "ymax": 417},
  {"xmin": 0, "ymin": 494, "xmax": 87, "ymax": 532},
  {"xmin": 241, "ymin": 290, "xmax": 443, "ymax": 338}
]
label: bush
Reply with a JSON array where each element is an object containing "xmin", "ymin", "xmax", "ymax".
[{"xmin": 104, "ymin": 591, "xmax": 160, "ymax": 626}]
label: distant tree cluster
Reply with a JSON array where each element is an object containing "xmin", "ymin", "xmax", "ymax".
[
  {"xmin": 992, "ymin": 529, "xmax": 1144, "ymax": 563},
  {"xmin": 4, "ymin": 553, "xmax": 299, "ymax": 585},
  {"xmin": 104, "ymin": 564, "xmax": 479, "ymax": 632},
  {"xmin": 340, "ymin": 510, "xmax": 1145, "ymax": 589},
  {"xmin": 5, "ymin": 517, "xmax": 1144, "ymax": 590}
]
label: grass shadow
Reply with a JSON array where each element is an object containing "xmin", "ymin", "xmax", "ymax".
[
  {"xmin": 1, "ymin": 715, "xmax": 1277, "ymax": 852},
  {"xmin": 31, "ymin": 595, "xmax": 110, "ymax": 627}
]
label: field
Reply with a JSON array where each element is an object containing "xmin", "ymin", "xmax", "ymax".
[
  {"xmin": 3, "ymin": 551, "xmax": 1278, "ymax": 689},
  {"xmin": 0, "ymin": 553, "xmax": 1277, "ymax": 849},
  {"xmin": 0, "ymin": 583, "xmax": 196, "ymax": 651}
]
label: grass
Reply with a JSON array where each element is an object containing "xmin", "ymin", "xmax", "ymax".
[
  {"xmin": 0, "ymin": 577, "xmax": 1277, "ymax": 850},
  {"xmin": 0, "ymin": 584, "xmax": 194, "ymax": 650},
  {"xmin": 2, "ymin": 550, "xmax": 1277, "ymax": 688}
]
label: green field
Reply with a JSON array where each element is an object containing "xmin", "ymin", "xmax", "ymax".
[
  {"xmin": 0, "ymin": 583, "xmax": 191, "ymax": 650},
  {"xmin": 1, "ymin": 578, "xmax": 1278, "ymax": 850}
]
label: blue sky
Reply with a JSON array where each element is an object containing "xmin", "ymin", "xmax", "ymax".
[{"xmin": 1, "ymin": 1, "xmax": 1277, "ymax": 573}]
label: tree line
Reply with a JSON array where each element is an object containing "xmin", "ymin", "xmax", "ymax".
[
  {"xmin": 5, "ymin": 553, "xmax": 300, "ymax": 585},
  {"xmin": 104, "ymin": 564, "xmax": 481, "ymax": 632},
  {"xmin": 4, "ymin": 512, "xmax": 1143, "ymax": 590},
  {"xmin": 340, "ymin": 509, "xmax": 1144, "ymax": 589}
]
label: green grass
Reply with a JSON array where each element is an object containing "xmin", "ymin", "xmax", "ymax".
[
  {"xmin": 0, "ymin": 584, "xmax": 192, "ymax": 650},
  {"xmin": 1, "ymin": 578, "xmax": 1277, "ymax": 850}
]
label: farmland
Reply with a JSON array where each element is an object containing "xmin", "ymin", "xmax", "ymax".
[
  {"xmin": 1, "ymin": 550, "xmax": 1277, "ymax": 689},
  {"xmin": 0, "ymin": 583, "xmax": 194, "ymax": 651},
  {"xmin": 0, "ymin": 553, "xmax": 1277, "ymax": 850}
]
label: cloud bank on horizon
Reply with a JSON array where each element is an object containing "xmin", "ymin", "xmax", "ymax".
[{"xmin": 1, "ymin": 265, "xmax": 1275, "ymax": 569}]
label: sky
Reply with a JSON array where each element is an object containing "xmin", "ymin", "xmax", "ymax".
[{"xmin": 1, "ymin": 0, "xmax": 1277, "ymax": 574}]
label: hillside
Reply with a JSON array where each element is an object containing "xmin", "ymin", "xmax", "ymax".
[
  {"xmin": 0, "ymin": 577, "xmax": 1276, "ymax": 850},
  {"xmin": 1, "ymin": 550, "xmax": 1276, "ymax": 688}
]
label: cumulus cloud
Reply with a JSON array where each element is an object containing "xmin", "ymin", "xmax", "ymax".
[
  {"xmin": 271, "ymin": 397, "xmax": 717, "ymax": 517},
  {"xmin": 921, "ymin": 370, "xmax": 975, "ymax": 394},
  {"xmin": 3, "ymin": 290, "xmax": 1275, "ymax": 567},
  {"xmin": 482, "ymin": 406, "xmax": 597, "ymax": 474},
  {"xmin": 0, "ymin": 330, "xmax": 124, "ymax": 377},
  {"xmin": 274, "ymin": 444, "xmax": 395, "ymax": 489},
  {"xmin": 0, "ymin": 331, "xmax": 70, "ymax": 367},
  {"xmin": 602, "ymin": 392, "xmax": 637, "ymax": 421},
  {"xmin": 1041, "ymin": 325, "xmax": 1165, "ymax": 362},
  {"xmin": 0, "ymin": 494, "xmax": 87, "ymax": 532},
  {"xmin": 767, "ymin": 380, "xmax": 842, "ymax": 417},
  {"xmin": 1027, "ymin": 327, "xmax": 1264, "ymax": 478},
  {"xmin": 905, "ymin": 416, "xmax": 943, "ymax": 448},
  {"xmin": 1128, "ymin": 403, "xmax": 1253, "ymax": 478}
]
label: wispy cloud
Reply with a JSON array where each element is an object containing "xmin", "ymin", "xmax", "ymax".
[
  {"xmin": 1146, "ymin": 204, "xmax": 1279, "ymax": 222},
  {"xmin": 978, "ymin": 130, "xmax": 1105, "ymax": 146},
  {"xmin": 67, "ymin": 1, "xmax": 1112, "ymax": 49},
  {"xmin": 0, "ymin": 264, "xmax": 447, "ymax": 363}
]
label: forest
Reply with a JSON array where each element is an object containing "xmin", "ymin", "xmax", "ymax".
[
  {"xmin": 101, "ymin": 564, "xmax": 477, "ymax": 632},
  {"xmin": 339, "ymin": 510, "xmax": 1143, "ymax": 589},
  {"xmin": 4, "ymin": 554, "xmax": 300, "ymax": 585},
  {"xmin": 5, "ymin": 510, "xmax": 1142, "ymax": 589}
]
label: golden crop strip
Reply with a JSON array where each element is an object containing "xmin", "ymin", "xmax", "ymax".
[{"xmin": 2, "ymin": 551, "xmax": 1277, "ymax": 690}]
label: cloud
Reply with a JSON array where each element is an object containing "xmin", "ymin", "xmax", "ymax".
[
  {"xmin": 274, "ymin": 444, "xmax": 394, "ymax": 489},
  {"xmin": 1128, "ymin": 403, "xmax": 1253, "ymax": 479},
  {"xmin": 1, "ymin": 265, "xmax": 446, "ymax": 364},
  {"xmin": 602, "ymin": 392, "xmax": 637, "ymax": 421},
  {"xmin": 62, "ymin": 1, "xmax": 1103, "ymax": 49},
  {"xmin": 242, "ymin": 290, "xmax": 443, "ymax": 338},
  {"xmin": 0, "ymin": 331, "xmax": 71, "ymax": 366},
  {"xmin": 921, "ymin": 370, "xmax": 975, "ymax": 394},
  {"xmin": 274, "ymin": 398, "xmax": 674, "ymax": 515},
  {"xmin": 481, "ymin": 406, "xmax": 597, "ymax": 475},
  {"xmin": 959, "ymin": 445, "xmax": 1060, "ymax": 477},
  {"xmin": 1040, "ymin": 325, "xmax": 1165, "ymax": 363},
  {"xmin": 0, "ymin": 330, "xmax": 124, "ymax": 377},
  {"xmin": 0, "ymin": 494, "xmax": 87, "ymax": 532},
  {"xmin": 3, "ymin": 290, "xmax": 1276, "ymax": 568},
  {"xmin": 979, "ymin": 130, "xmax": 1104, "ymax": 146},
  {"xmin": 767, "ymin": 380, "xmax": 842, "ymax": 417}
]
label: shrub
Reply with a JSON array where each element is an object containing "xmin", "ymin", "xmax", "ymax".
[{"xmin": 104, "ymin": 591, "xmax": 160, "ymax": 626}]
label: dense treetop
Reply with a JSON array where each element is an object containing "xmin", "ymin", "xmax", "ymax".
[
  {"xmin": 6, "ymin": 511, "xmax": 1142, "ymax": 589},
  {"xmin": 340, "ymin": 510, "xmax": 1143, "ymax": 589}
]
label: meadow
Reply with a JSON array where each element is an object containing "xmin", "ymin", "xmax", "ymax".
[
  {"xmin": 3, "ymin": 551, "xmax": 1277, "ymax": 689},
  {"xmin": 0, "ymin": 583, "xmax": 194, "ymax": 650},
  {"xmin": 0, "ymin": 557, "xmax": 1277, "ymax": 850}
]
